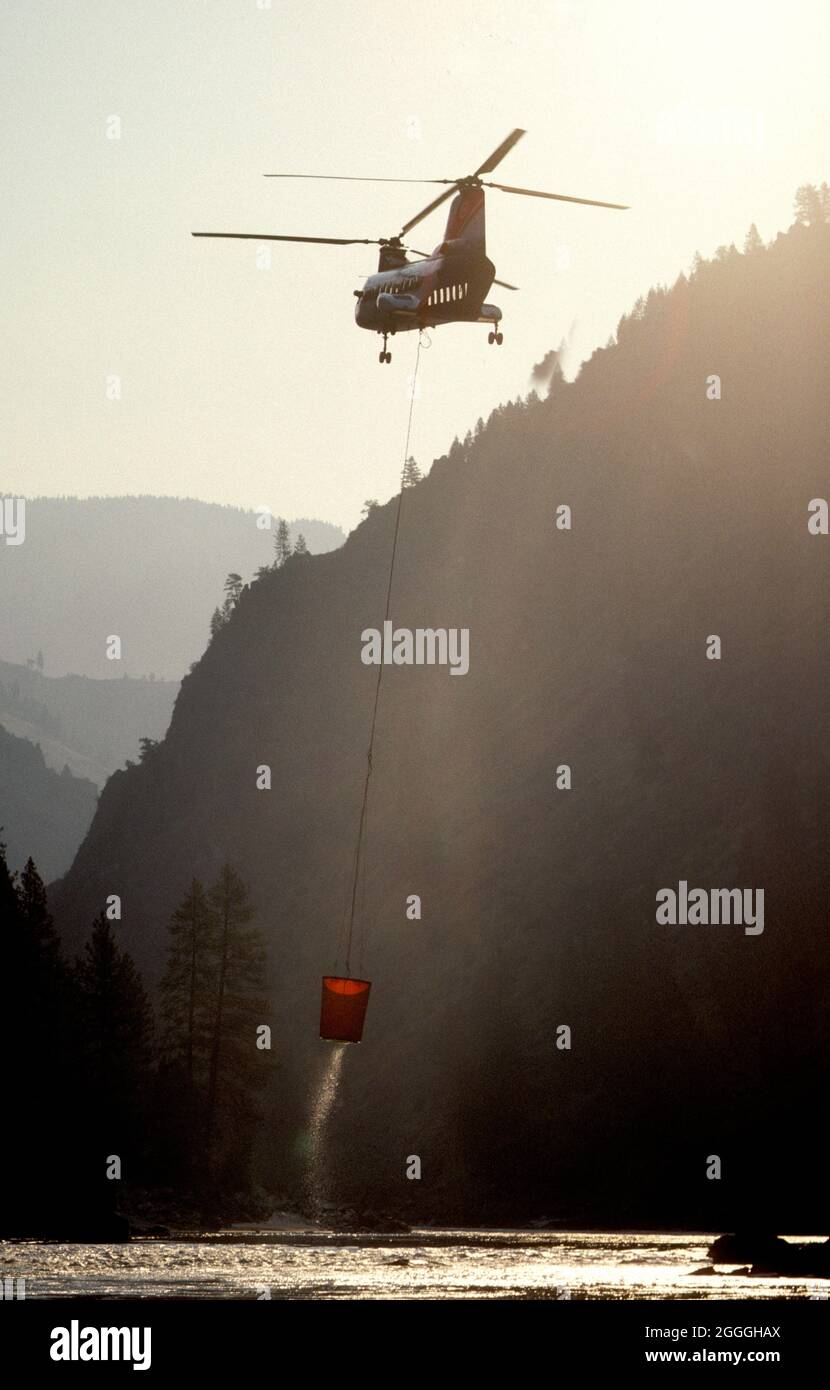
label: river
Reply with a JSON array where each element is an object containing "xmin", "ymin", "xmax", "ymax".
[{"xmin": 2, "ymin": 1230, "xmax": 827, "ymax": 1299}]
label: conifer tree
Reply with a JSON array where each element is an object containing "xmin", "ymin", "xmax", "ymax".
[
  {"xmin": 75, "ymin": 913, "xmax": 154, "ymax": 1153},
  {"xmin": 402, "ymin": 455, "xmax": 423, "ymax": 487},
  {"xmin": 204, "ymin": 865, "xmax": 267, "ymax": 1156},
  {"xmin": 223, "ymin": 573, "xmax": 243, "ymax": 615},
  {"xmin": 743, "ymin": 223, "xmax": 763, "ymax": 253},
  {"xmin": 274, "ymin": 517, "xmax": 292, "ymax": 567},
  {"xmin": 1, "ymin": 854, "xmax": 88, "ymax": 1234},
  {"xmin": 160, "ymin": 879, "xmax": 215, "ymax": 1085},
  {"xmin": 793, "ymin": 183, "xmax": 823, "ymax": 225},
  {"xmin": 15, "ymin": 856, "xmax": 65, "ymax": 1008},
  {"xmin": 293, "ymin": 533, "xmax": 309, "ymax": 556}
]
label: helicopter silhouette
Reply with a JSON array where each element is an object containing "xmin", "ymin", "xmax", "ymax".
[{"xmin": 193, "ymin": 129, "xmax": 627, "ymax": 363}]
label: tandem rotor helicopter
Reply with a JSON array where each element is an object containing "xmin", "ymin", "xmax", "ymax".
[{"xmin": 193, "ymin": 129, "xmax": 628, "ymax": 364}]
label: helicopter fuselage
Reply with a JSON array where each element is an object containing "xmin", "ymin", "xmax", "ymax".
[{"xmin": 354, "ymin": 247, "xmax": 500, "ymax": 335}]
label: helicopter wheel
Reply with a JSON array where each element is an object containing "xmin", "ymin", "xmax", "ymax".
[
  {"xmin": 495, "ymin": 331, "xmax": 504, "ymax": 345},
  {"xmin": 378, "ymin": 350, "xmax": 392, "ymax": 364},
  {"xmin": 487, "ymin": 331, "xmax": 495, "ymax": 345}
]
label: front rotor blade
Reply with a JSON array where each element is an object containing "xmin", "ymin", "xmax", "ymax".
[
  {"xmin": 475, "ymin": 128, "xmax": 526, "ymax": 176},
  {"xmin": 493, "ymin": 277, "xmax": 519, "ymax": 291},
  {"xmin": 399, "ymin": 184, "xmax": 458, "ymax": 237},
  {"xmin": 484, "ymin": 181, "xmax": 629, "ymax": 210},
  {"xmin": 192, "ymin": 232, "xmax": 378, "ymax": 245},
  {"xmin": 264, "ymin": 173, "xmax": 449, "ymax": 184}
]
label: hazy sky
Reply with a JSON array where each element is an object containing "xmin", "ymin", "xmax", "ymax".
[{"xmin": 2, "ymin": 0, "xmax": 828, "ymax": 530}]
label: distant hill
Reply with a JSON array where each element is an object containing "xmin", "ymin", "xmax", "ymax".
[
  {"xmin": 0, "ymin": 496, "xmax": 344, "ymax": 679},
  {"xmin": 53, "ymin": 218, "xmax": 830, "ymax": 1228},
  {"xmin": 0, "ymin": 725, "xmax": 97, "ymax": 879},
  {"xmin": 0, "ymin": 659, "xmax": 177, "ymax": 785}
]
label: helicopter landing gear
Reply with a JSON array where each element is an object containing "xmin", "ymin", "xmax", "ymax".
[
  {"xmin": 487, "ymin": 330, "xmax": 504, "ymax": 346},
  {"xmin": 378, "ymin": 332, "xmax": 392, "ymax": 364}
]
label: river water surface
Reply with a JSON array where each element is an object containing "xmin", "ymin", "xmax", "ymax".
[{"xmin": 2, "ymin": 1230, "xmax": 827, "ymax": 1300}]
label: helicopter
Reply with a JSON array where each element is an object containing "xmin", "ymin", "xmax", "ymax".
[{"xmin": 193, "ymin": 129, "xmax": 628, "ymax": 364}]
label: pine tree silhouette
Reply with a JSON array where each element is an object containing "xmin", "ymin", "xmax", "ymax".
[
  {"xmin": 74, "ymin": 913, "xmax": 154, "ymax": 1161},
  {"xmin": 402, "ymin": 455, "xmax": 423, "ymax": 487},
  {"xmin": 160, "ymin": 878, "xmax": 215, "ymax": 1086},
  {"xmin": 204, "ymin": 865, "xmax": 268, "ymax": 1166},
  {"xmin": 274, "ymin": 517, "xmax": 292, "ymax": 567}
]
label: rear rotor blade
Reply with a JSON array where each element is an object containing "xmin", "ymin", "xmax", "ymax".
[
  {"xmin": 475, "ymin": 128, "xmax": 526, "ymax": 176},
  {"xmin": 493, "ymin": 277, "xmax": 519, "ymax": 291},
  {"xmin": 399, "ymin": 184, "xmax": 458, "ymax": 237},
  {"xmin": 484, "ymin": 181, "xmax": 629, "ymax": 210},
  {"xmin": 192, "ymin": 232, "xmax": 379, "ymax": 245}
]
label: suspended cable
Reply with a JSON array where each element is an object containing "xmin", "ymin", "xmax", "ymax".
[{"xmin": 343, "ymin": 333, "xmax": 424, "ymax": 975}]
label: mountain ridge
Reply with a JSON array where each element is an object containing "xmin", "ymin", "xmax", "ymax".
[{"xmin": 0, "ymin": 495, "xmax": 344, "ymax": 679}]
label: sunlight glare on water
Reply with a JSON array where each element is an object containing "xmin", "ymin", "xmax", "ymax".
[{"xmin": 3, "ymin": 1232, "xmax": 828, "ymax": 1300}]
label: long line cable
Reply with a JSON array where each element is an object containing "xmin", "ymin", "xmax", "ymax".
[{"xmin": 342, "ymin": 333, "xmax": 424, "ymax": 975}]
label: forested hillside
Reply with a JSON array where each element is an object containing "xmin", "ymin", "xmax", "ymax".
[
  {"xmin": 0, "ymin": 496, "xmax": 343, "ymax": 679},
  {"xmin": 0, "ymin": 726, "xmax": 97, "ymax": 878},
  {"xmin": 0, "ymin": 659, "xmax": 177, "ymax": 785},
  {"xmin": 50, "ymin": 217, "xmax": 830, "ymax": 1227}
]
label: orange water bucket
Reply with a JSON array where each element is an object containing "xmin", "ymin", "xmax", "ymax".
[{"xmin": 320, "ymin": 976, "xmax": 372, "ymax": 1043}]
